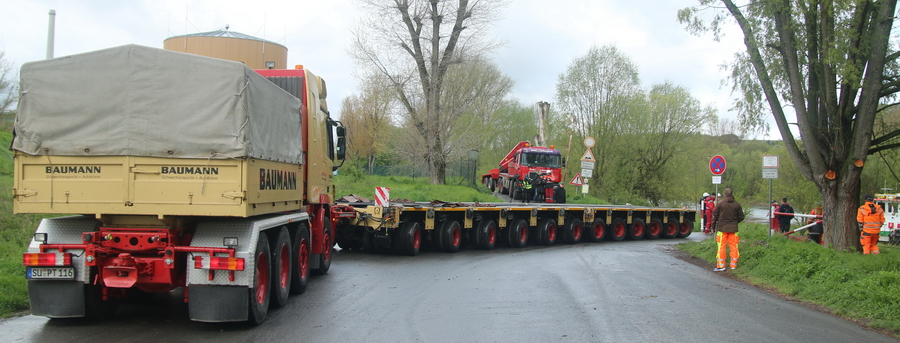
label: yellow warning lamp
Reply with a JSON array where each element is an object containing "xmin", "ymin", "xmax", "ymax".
[
  {"xmin": 549, "ymin": 145, "xmax": 555, "ymax": 149},
  {"xmin": 524, "ymin": 143, "xmax": 530, "ymax": 147}
]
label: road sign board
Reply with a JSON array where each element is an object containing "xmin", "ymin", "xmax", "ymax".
[
  {"xmin": 569, "ymin": 173, "xmax": 584, "ymax": 186},
  {"xmin": 581, "ymin": 161, "xmax": 595, "ymax": 169},
  {"xmin": 762, "ymin": 155, "xmax": 779, "ymax": 168},
  {"xmin": 762, "ymin": 169, "xmax": 778, "ymax": 179},
  {"xmin": 581, "ymin": 184, "xmax": 589, "ymax": 194},
  {"xmin": 581, "ymin": 149, "xmax": 595, "ymax": 162},
  {"xmin": 709, "ymin": 155, "xmax": 726, "ymax": 175},
  {"xmin": 584, "ymin": 137, "xmax": 595, "ymax": 148},
  {"xmin": 712, "ymin": 176, "xmax": 722, "ymax": 184},
  {"xmin": 581, "ymin": 168, "xmax": 593, "ymax": 178}
]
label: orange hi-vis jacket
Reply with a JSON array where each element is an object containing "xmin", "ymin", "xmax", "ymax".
[{"xmin": 857, "ymin": 201, "xmax": 885, "ymax": 234}]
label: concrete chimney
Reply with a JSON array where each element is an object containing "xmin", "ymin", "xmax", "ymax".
[{"xmin": 46, "ymin": 9, "xmax": 56, "ymax": 59}]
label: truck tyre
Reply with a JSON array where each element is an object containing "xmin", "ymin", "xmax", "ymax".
[
  {"xmin": 290, "ymin": 225, "xmax": 311, "ymax": 294},
  {"xmin": 249, "ymin": 233, "xmax": 271, "ymax": 325},
  {"xmin": 661, "ymin": 220, "xmax": 678, "ymax": 239},
  {"xmin": 475, "ymin": 220, "xmax": 498, "ymax": 250},
  {"xmin": 536, "ymin": 218, "xmax": 558, "ymax": 246},
  {"xmin": 626, "ymin": 218, "xmax": 645, "ymax": 240},
  {"xmin": 677, "ymin": 219, "xmax": 694, "ymax": 238},
  {"xmin": 271, "ymin": 227, "xmax": 292, "ymax": 308},
  {"xmin": 506, "ymin": 219, "xmax": 529, "ymax": 248},
  {"xmin": 607, "ymin": 218, "xmax": 626, "ymax": 241},
  {"xmin": 85, "ymin": 284, "xmax": 118, "ymax": 320},
  {"xmin": 583, "ymin": 218, "xmax": 605, "ymax": 242},
  {"xmin": 561, "ymin": 218, "xmax": 582, "ymax": 244},
  {"xmin": 397, "ymin": 221, "xmax": 423, "ymax": 256},
  {"xmin": 488, "ymin": 178, "xmax": 496, "ymax": 192},
  {"xmin": 313, "ymin": 221, "xmax": 333, "ymax": 275},
  {"xmin": 437, "ymin": 221, "xmax": 462, "ymax": 253},
  {"xmin": 362, "ymin": 230, "xmax": 383, "ymax": 254},
  {"xmin": 645, "ymin": 219, "xmax": 662, "ymax": 240}
]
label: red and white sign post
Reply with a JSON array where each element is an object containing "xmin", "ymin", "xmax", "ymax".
[{"xmin": 375, "ymin": 187, "xmax": 390, "ymax": 207}]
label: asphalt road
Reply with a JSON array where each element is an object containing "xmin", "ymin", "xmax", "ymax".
[{"xmin": 1, "ymin": 234, "xmax": 896, "ymax": 343}]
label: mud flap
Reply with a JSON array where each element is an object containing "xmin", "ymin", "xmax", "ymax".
[
  {"xmin": 188, "ymin": 285, "xmax": 249, "ymax": 322},
  {"xmin": 28, "ymin": 280, "xmax": 85, "ymax": 318}
]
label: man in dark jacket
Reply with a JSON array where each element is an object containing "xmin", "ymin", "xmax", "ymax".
[
  {"xmin": 777, "ymin": 197, "xmax": 794, "ymax": 233},
  {"xmin": 711, "ymin": 188, "xmax": 744, "ymax": 271}
]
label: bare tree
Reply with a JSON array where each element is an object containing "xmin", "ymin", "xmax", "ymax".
[
  {"xmin": 351, "ymin": 0, "xmax": 508, "ymax": 184},
  {"xmin": 0, "ymin": 51, "xmax": 16, "ymax": 115},
  {"xmin": 680, "ymin": 0, "xmax": 900, "ymax": 250},
  {"xmin": 340, "ymin": 74, "xmax": 396, "ymax": 174}
]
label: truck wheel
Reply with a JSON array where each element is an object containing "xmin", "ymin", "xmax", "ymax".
[
  {"xmin": 561, "ymin": 218, "xmax": 582, "ymax": 244},
  {"xmin": 363, "ymin": 230, "xmax": 383, "ymax": 254},
  {"xmin": 248, "ymin": 234, "xmax": 271, "ymax": 325},
  {"xmin": 488, "ymin": 179, "xmax": 496, "ymax": 192},
  {"xmin": 271, "ymin": 227, "xmax": 292, "ymax": 308},
  {"xmin": 290, "ymin": 225, "xmax": 311, "ymax": 294},
  {"xmin": 677, "ymin": 219, "xmax": 694, "ymax": 238},
  {"xmin": 398, "ymin": 221, "xmax": 423, "ymax": 256},
  {"xmin": 661, "ymin": 220, "xmax": 678, "ymax": 239},
  {"xmin": 626, "ymin": 218, "xmax": 645, "ymax": 240},
  {"xmin": 85, "ymin": 284, "xmax": 118, "ymax": 320},
  {"xmin": 583, "ymin": 218, "xmax": 605, "ymax": 242},
  {"xmin": 475, "ymin": 220, "xmax": 498, "ymax": 250},
  {"xmin": 313, "ymin": 221, "xmax": 333, "ymax": 275},
  {"xmin": 437, "ymin": 221, "xmax": 462, "ymax": 253},
  {"xmin": 607, "ymin": 218, "xmax": 626, "ymax": 241},
  {"xmin": 537, "ymin": 218, "xmax": 558, "ymax": 246},
  {"xmin": 506, "ymin": 219, "xmax": 529, "ymax": 248},
  {"xmin": 645, "ymin": 219, "xmax": 662, "ymax": 240}
]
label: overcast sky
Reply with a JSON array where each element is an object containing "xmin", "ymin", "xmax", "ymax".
[{"xmin": 0, "ymin": 0, "xmax": 777, "ymax": 139}]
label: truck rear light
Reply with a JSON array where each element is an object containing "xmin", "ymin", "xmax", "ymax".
[
  {"xmin": 194, "ymin": 256, "xmax": 245, "ymax": 271},
  {"xmin": 23, "ymin": 252, "xmax": 72, "ymax": 266}
]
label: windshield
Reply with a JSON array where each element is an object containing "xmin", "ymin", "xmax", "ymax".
[{"xmin": 521, "ymin": 152, "xmax": 561, "ymax": 168}]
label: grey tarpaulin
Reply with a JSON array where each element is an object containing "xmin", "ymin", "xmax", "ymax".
[{"xmin": 14, "ymin": 44, "xmax": 304, "ymax": 164}]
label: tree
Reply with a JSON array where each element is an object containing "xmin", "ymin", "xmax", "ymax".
[
  {"xmin": 0, "ymin": 51, "xmax": 16, "ymax": 115},
  {"xmin": 679, "ymin": 0, "xmax": 900, "ymax": 250},
  {"xmin": 555, "ymin": 45, "xmax": 643, "ymax": 194},
  {"xmin": 351, "ymin": 0, "xmax": 508, "ymax": 184},
  {"xmin": 340, "ymin": 75, "xmax": 395, "ymax": 174}
]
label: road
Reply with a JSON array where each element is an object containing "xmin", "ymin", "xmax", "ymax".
[{"xmin": 1, "ymin": 234, "xmax": 896, "ymax": 343}]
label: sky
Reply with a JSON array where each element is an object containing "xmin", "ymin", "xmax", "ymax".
[{"xmin": 0, "ymin": 0, "xmax": 778, "ymax": 139}]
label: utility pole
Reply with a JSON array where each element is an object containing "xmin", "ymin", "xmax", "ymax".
[{"xmin": 535, "ymin": 101, "xmax": 550, "ymax": 147}]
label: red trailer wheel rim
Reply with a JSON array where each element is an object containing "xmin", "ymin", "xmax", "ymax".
[
  {"xmin": 665, "ymin": 222, "xmax": 678, "ymax": 236},
  {"xmin": 451, "ymin": 227, "xmax": 461, "ymax": 248},
  {"xmin": 573, "ymin": 223, "xmax": 582, "ymax": 240},
  {"xmin": 255, "ymin": 251, "xmax": 269, "ymax": 304},
  {"xmin": 614, "ymin": 222, "xmax": 626, "ymax": 238},
  {"xmin": 322, "ymin": 231, "xmax": 332, "ymax": 263},
  {"xmin": 633, "ymin": 222, "xmax": 644, "ymax": 236},
  {"xmin": 298, "ymin": 238, "xmax": 309, "ymax": 279},
  {"xmin": 648, "ymin": 222, "xmax": 661, "ymax": 236},
  {"xmin": 412, "ymin": 227, "xmax": 421, "ymax": 250},
  {"xmin": 487, "ymin": 225, "xmax": 496, "ymax": 245},
  {"xmin": 593, "ymin": 222, "xmax": 604, "ymax": 239},
  {"xmin": 519, "ymin": 224, "xmax": 528, "ymax": 244},
  {"xmin": 548, "ymin": 224, "xmax": 557, "ymax": 242}
]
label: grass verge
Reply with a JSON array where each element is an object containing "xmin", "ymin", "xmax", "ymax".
[{"xmin": 678, "ymin": 224, "xmax": 900, "ymax": 334}]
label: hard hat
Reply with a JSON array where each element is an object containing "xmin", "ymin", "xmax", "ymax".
[{"xmin": 703, "ymin": 193, "xmax": 709, "ymax": 197}]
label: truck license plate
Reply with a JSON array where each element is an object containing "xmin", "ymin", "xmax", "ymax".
[{"xmin": 26, "ymin": 267, "xmax": 75, "ymax": 280}]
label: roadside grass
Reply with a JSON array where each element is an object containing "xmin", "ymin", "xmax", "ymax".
[
  {"xmin": 335, "ymin": 172, "xmax": 498, "ymax": 203},
  {"xmin": 678, "ymin": 225, "xmax": 900, "ymax": 333}
]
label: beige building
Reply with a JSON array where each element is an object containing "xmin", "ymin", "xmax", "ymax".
[{"xmin": 163, "ymin": 28, "xmax": 287, "ymax": 69}]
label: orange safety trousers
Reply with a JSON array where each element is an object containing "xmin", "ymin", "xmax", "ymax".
[
  {"xmin": 860, "ymin": 232, "xmax": 880, "ymax": 255},
  {"xmin": 716, "ymin": 232, "xmax": 740, "ymax": 269}
]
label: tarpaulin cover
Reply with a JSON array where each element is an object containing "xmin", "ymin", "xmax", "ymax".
[{"xmin": 14, "ymin": 44, "xmax": 303, "ymax": 164}]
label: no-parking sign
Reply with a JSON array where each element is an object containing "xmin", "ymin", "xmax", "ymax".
[{"xmin": 709, "ymin": 155, "xmax": 726, "ymax": 175}]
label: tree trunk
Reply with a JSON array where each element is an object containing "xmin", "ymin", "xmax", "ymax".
[{"xmin": 821, "ymin": 178, "xmax": 861, "ymax": 251}]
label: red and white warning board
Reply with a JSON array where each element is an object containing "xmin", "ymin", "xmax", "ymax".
[
  {"xmin": 375, "ymin": 187, "xmax": 390, "ymax": 206},
  {"xmin": 569, "ymin": 173, "xmax": 584, "ymax": 186}
]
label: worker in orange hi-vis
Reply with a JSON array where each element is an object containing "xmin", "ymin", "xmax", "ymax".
[
  {"xmin": 857, "ymin": 194, "xmax": 885, "ymax": 255},
  {"xmin": 711, "ymin": 188, "xmax": 744, "ymax": 271}
]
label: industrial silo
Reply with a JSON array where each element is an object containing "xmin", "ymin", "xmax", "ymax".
[{"xmin": 163, "ymin": 28, "xmax": 287, "ymax": 69}]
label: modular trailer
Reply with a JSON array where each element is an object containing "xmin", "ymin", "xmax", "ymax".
[{"xmin": 335, "ymin": 201, "xmax": 696, "ymax": 255}]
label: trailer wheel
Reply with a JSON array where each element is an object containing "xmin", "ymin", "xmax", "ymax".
[
  {"xmin": 561, "ymin": 218, "xmax": 582, "ymax": 244},
  {"xmin": 626, "ymin": 218, "xmax": 645, "ymax": 240},
  {"xmin": 583, "ymin": 219, "xmax": 605, "ymax": 242},
  {"xmin": 607, "ymin": 218, "xmax": 626, "ymax": 241},
  {"xmin": 537, "ymin": 218, "xmax": 558, "ymax": 246},
  {"xmin": 506, "ymin": 219, "xmax": 529, "ymax": 248},
  {"xmin": 271, "ymin": 227, "xmax": 292, "ymax": 308},
  {"xmin": 397, "ymin": 221, "xmax": 423, "ymax": 256},
  {"xmin": 248, "ymin": 234, "xmax": 271, "ymax": 325},
  {"xmin": 435, "ymin": 221, "xmax": 462, "ymax": 253},
  {"xmin": 313, "ymin": 221, "xmax": 333, "ymax": 275},
  {"xmin": 290, "ymin": 225, "xmax": 311, "ymax": 294},
  {"xmin": 645, "ymin": 219, "xmax": 662, "ymax": 240},
  {"xmin": 661, "ymin": 220, "xmax": 678, "ymax": 239},
  {"xmin": 475, "ymin": 220, "xmax": 498, "ymax": 250},
  {"xmin": 677, "ymin": 219, "xmax": 694, "ymax": 238},
  {"xmin": 362, "ymin": 230, "xmax": 383, "ymax": 254}
]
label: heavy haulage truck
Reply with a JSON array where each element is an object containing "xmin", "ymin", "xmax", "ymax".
[
  {"xmin": 481, "ymin": 141, "xmax": 565, "ymax": 203},
  {"xmin": 15, "ymin": 45, "xmax": 346, "ymax": 324},
  {"xmin": 335, "ymin": 201, "xmax": 696, "ymax": 255}
]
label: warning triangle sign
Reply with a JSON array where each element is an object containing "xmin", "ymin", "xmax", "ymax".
[
  {"xmin": 581, "ymin": 149, "xmax": 595, "ymax": 162},
  {"xmin": 569, "ymin": 173, "xmax": 584, "ymax": 186}
]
